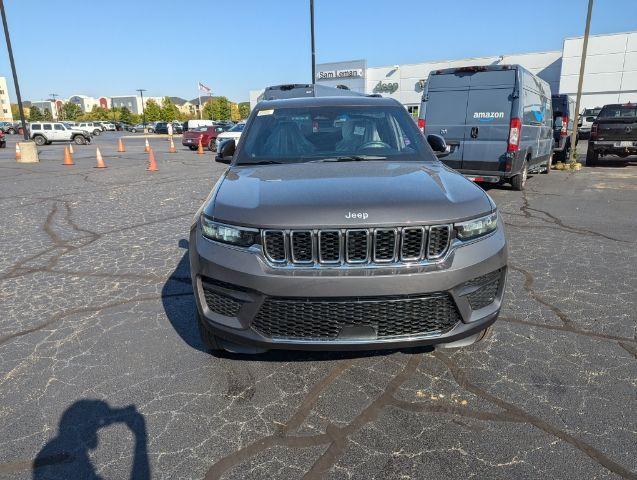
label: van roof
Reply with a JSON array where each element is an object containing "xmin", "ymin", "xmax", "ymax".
[
  {"xmin": 257, "ymin": 95, "xmax": 400, "ymax": 109},
  {"xmin": 431, "ymin": 64, "xmax": 520, "ymax": 75}
]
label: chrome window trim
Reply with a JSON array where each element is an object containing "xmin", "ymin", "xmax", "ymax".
[{"xmin": 345, "ymin": 229, "xmax": 370, "ymax": 264}]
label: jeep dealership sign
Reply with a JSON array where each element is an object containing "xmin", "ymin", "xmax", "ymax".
[
  {"xmin": 315, "ymin": 60, "xmax": 367, "ymax": 93},
  {"xmin": 316, "ymin": 68, "xmax": 364, "ymax": 81}
]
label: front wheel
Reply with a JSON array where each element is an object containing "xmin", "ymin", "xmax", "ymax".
[
  {"xmin": 93, "ymin": 129, "xmax": 101, "ymax": 136},
  {"xmin": 208, "ymin": 140, "xmax": 216, "ymax": 152},
  {"xmin": 7, "ymin": 128, "xmax": 15, "ymax": 135},
  {"xmin": 33, "ymin": 135, "xmax": 46, "ymax": 146},
  {"xmin": 586, "ymin": 146, "xmax": 599, "ymax": 166},
  {"xmin": 73, "ymin": 135, "xmax": 86, "ymax": 145},
  {"xmin": 130, "ymin": 128, "xmax": 137, "ymax": 133},
  {"xmin": 511, "ymin": 160, "xmax": 528, "ymax": 191}
]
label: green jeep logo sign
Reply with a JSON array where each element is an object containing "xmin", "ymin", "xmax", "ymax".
[{"xmin": 373, "ymin": 81, "xmax": 399, "ymax": 94}]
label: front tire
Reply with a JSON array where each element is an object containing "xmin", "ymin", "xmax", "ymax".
[
  {"xmin": 196, "ymin": 312, "xmax": 224, "ymax": 353},
  {"xmin": 511, "ymin": 160, "xmax": 528, "ymax": 191},
  {"xmin": 33, "ymin": 135, "xmax": 46, "ymax": 146},
  {"xmin": 7, "ymin": 128, "xmax": 15, "ymax": 135},
  {"xmin": 73, "ymin": 135, "xmax": 86, "ymax": 145},
  {"xmin": 189, "ymin": 145, "xmax": 198, "ymax": 151},
  {"xmin": 93, "ymin": 129, "xmax": 101, "ymax": 136},
  {"xmin": 586, "ymin": 146, "xmax": 599, "ymax": 166},
  {"xmin": 208, "ymin": 140, "xmax": 216, "ymax": 152},
  {"xmin": 131, "ymin": 128, "xmax": 137, "ymax": 133}
]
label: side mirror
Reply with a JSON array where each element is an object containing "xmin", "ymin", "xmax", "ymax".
[
  {"xmin": 427, "ymin": 134, "xmax": 450, "ymax": 156},
  {"xmin": 215, "ymin": 139, "xmax": 235, "ymax": 164}
]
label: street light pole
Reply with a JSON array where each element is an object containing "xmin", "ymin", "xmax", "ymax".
[
  {"xmin": 310, "ymin": 0, "xmax": 316, "ymax": 83},
  {"xmin": 136, "ymin": 88, "xmax": 146, "ymax": 129},
  {"xmin": 569, "ymin": 0, "xmax": 594, "ymax": 163},
  {"xmin": 0, "ymin": 0, "xmax": 28, "ymax": 140}
]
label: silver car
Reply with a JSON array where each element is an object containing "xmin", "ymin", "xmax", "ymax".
[{"xmin": 190, "ymin": 96, "xmax": 507, "ymax": 354}]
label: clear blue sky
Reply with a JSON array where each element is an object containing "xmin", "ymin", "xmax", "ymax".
[{"xmin": 1, "ymin": 0, "xmax": 636, "ymax": 103}]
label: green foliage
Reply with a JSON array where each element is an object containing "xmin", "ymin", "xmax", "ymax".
[
  {"xmin": 143, "ymin": 99, "xmax": 162, "ymax": 122},
  {"xmin": 119, "ymin": 106, "xmax": 133, "ymax": 124},
  {"xmin": 238, "ymin": 102, "xmax": 250, "ymax": 120},
  {"xmin": 42, "ymin": 108, "xmax": 53, "ymax": 121},
  {"xmin": 10, "ymin": 103, "xmax": 21, "ymax": 119},
  {"xmin": 61, "ymin": 102, "xmax": 83, "ymax": 121},
  {"xmin": 160, "ymin": 97, "xmax": 180, "ymax": 121},
  {"xmin": 28, "ymin": 106, "xmax": 43, "ymax": 121},
  {"xmin": 87, "ymin": 105, "xmax": 111, "ymax": 121},
  {"xmin": 202, "ymin": 96, "xmax": 231, "ymax": 120}
]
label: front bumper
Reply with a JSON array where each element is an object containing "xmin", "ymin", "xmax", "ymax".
[{"xmin": 189, "ymin": 221, "xmax": 507, "ymax": 352}]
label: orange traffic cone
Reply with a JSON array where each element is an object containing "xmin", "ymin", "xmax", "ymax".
[
  {"xmin": 168, "ymin": 137, "xmax": 176, "ymax": 153},
  {"xmin": 118, "ymin": 138, "xmax": 126, "ymax": 152},
  {"xmin": 144, "ymin": 138, "xmax": 150, "ymax": 153},
  {"xmin": 69, "ymin": 143, "xmax": 74, "ymax": 155},
  {"xmin": 63, "ymin": 146, "xmax": 74, "ymax": 166},
  {"xmin": 197, "ymin": 136, "xmax": 204, "ymax": 155},
  {"xmin": 147, "ymin": 148, "xmax": 158, "ymax": 172},
  {"xmin": 15, "ymin": 143, "xmax": 21, "ymax": 160},
  {"xmin": 95, "ymin": 147, "xmax": 106, "ymax": 168}
]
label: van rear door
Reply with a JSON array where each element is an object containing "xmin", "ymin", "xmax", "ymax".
[
  {"xmin": 424, "ymin": 74, "xmax": 470, "ymax": 170},
  {"xmin": 461, "ymin": 70, "xmax": 515, "ymax": 172}
]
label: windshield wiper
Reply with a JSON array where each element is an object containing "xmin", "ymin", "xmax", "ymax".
[
  {"xmin": 311, "ymin": 155, "xmax": 388, "ymax": 162},
  {"xmin": 238, "ymin": 160, "xmax": 284, "ymax": 165}
]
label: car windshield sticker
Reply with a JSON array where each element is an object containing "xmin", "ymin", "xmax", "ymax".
[
  {"xmin": 354, "ymin": 126, "xmax": 365, "ymax": 136},
  {"xmin": 257, "ymin": 109, "xmax": 274, "ymax": 116}
]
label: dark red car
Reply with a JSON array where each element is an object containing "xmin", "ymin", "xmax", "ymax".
[{"xmin": 182, "ymin": 125, "xmax": 229, "ymax": 151}]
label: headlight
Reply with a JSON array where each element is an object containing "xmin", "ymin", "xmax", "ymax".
[
  {"xmin": 200, "ymin": 216, "xmax": 258, "ymax": 247},
  {"xmin": 455, "ymin": 211, "xmax": 498, "ymax": 241}
]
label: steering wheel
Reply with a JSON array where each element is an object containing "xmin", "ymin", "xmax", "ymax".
[{"xmin": 359, "ymin": 140, "xmax": 391, "ymax": 150}]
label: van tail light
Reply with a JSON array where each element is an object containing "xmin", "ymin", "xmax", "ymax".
[
  {"xmin": 507, "ymin": 117, "xmax": 521, "ymax": 152},
  {"xmin": 417, "ymin": 118, "xmax": 425, "ymax": 131},
  {"xmin": 560, "ymin": 116, "xmax": 568, "ymax": 136},
  {"xmin": 590, "ymin": 123, "xmax": 598, "ymax": 141}
]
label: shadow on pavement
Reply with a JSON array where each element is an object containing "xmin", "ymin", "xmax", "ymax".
[
  {"xmin": 32, "ymin": 400, "xmax": 149, "ymax": 480},
  {"xmin": 162, "ymin": 240, "xmax": 433, "ymax": 362}
]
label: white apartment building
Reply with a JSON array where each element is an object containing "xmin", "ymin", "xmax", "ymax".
[
  {"xmin": 111, "ymin": 95, "xmax": 164, "ymax": 114},
  {"xmin": 0, "ymin": 77, "xmax": 13, "ymax": 121}
]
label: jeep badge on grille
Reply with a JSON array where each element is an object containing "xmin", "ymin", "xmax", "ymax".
[{"xmin": 345, "ymin": 212, "xmax": 369, "ymax": 219}]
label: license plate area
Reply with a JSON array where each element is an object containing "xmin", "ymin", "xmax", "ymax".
[{"xmin": 615, "ymin": 141, "xmax": 633, "ymax": 147}]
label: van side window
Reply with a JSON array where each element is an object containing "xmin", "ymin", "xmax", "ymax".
[{"xmin": 523, "ymin": 89, "xmax": 543, "ymax": 124}]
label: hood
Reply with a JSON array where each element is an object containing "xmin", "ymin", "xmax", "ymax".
[{"xmin": 205, "ymin": 161, "xmax": 493, "ymax": 228}]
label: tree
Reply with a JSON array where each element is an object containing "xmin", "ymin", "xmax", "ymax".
[
  {"xmin": 29, "ymin": 106, "xmax": 43, "ymax": 122},
  {"xmin": 10, "ymin": 103, "xmax": 20, "ymax": 120},
  {"xmin": 160, "ymin": 97, "xmax": 180, "ymax": 121},
  {"xmin": 119, "ymin": 106, "xmax": 132, "ymax": 124},
  {"xmin": 61, "ymin": 102, "xmax": 83, "ymax": 121},
  {"xmin": 238, "ymin": 102, "xmax": 250, "ymax": 120},
  {"xmin": 143, "ymin": 99, "xmax": 162, "ymax": 122},
  {"xmin": 202, "ymin": 96, "xmax": 231, "ymax": 120},
  {"xmin": 42, "ymin": 108, "xmax": 53, "ymax": 121},
  {"xmin": 87, "ymin": 106, "xmax": 110, "ymax": 121}
]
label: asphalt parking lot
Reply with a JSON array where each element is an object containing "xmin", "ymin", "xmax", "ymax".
[{"xmin": 0, "ymin": 132, "xmax": 635, "ymax": 480}]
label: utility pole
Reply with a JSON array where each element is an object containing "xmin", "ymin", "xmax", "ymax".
[
  {"xmin": 137, "ymin": 88, "xmax": 146, "ymax": 129},
  {"xmin": 310, "ymin": 0, "xmax": 316, "ymax": 83},
  {"xmin": 569, "ymin": 0, "xmax": 594, "ymax": 163},
  {"xmin": 0, "ymin": 0, "xmax": 28, "ymax": 140}
]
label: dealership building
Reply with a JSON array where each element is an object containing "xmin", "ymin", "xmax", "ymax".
[{"xmin": 250, "ymin": 30, "xmax": 637, "ymax": 115}]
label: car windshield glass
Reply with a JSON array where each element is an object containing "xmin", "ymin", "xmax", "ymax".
[
  {"xmin": 237, "ymin": 105, "xmax": 429, "ymax": 165},
  {"xmin": 598, "ymin": 105, "xmax": 637, "ymax": 118},
  {"xmin": 229, "ymin": 124, "xmax": 244, "ymax": 132}
]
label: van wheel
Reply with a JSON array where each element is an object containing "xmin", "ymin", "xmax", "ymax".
[
  {"xmin": 586, "ymin": 146, "xmax": 598, "ymax": 166},
  {"xmin": 33, "ymin": 135, "xmax": 46, "ymax": 146},
  {"xmin": 511, "ymin": 160, "xmax": 528, "ymax": 191},
  {"xmin": 196, "ymin": 312, "xmax": 223, "ymax": 353},
  {"xmin": 541, "ymin": 155, "xmax": 552, "ymax": 174}
]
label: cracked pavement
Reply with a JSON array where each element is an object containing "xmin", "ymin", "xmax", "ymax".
[{"xmin": 0, "ymin": 134, "xmax": 635, "ymax": 479}]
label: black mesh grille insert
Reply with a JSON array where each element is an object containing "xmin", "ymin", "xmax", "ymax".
[
  {"xmin": 374, "ymin": 230, "xmax": 396, "ymax": 261},
  {"xmin": 264, "ymin": 231, "xmax": 286, "ymax": 262},
  {"xmin": 253, "ymin": 293, "xmax": 460, "ymax": 339},
  {"xmin": 203, "ymin": 288, "xmax": 243, "ymax": 317},
  {"xmin": 466, "ymin": 280, "xmax": 500, "ymax": 310},
  {"xmin": 319, "ymin": 231, "xmax": 340, "ymax": 262},
  {"xmin": 347, "ymin": 230, "xmax": 368, "ymax": 262},
  {"xmin": 291, "ymin": 231, "xmax": 313, "ymax": 263},
  {"xmin": 401, "ymin": 228, "xmax": 425, "ymax": 260},
  {"xmin": 428, "ymin": 226, "xmax": 450, "ymax": 258}
]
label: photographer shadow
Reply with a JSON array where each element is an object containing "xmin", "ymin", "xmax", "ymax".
[{"xmin": 32, "ymin": 399, "xmax": 149, "ymax": 480}]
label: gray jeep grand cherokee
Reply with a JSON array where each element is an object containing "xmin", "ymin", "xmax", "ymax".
[{"xmin": 190, "ymin": 96, "xmax": 507, "ymax": 354}]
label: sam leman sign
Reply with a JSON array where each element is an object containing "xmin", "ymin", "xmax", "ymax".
[{"xmin": 316, "ymin": 69, "xmax": 364, "ymax": 81}]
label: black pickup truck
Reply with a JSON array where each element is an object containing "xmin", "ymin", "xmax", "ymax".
[{"xmin": 586, "ymin": 103, "xmax": 637, "ymax": 166}]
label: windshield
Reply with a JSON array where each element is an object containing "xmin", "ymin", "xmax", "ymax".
[
  {"xmin": 584, "ymin": 108, "xmax": 601, "ymax": 116},
  {"xmin": 598, "ymin": 105, "xmax": 637, "ymax": 118},
  {"xmin": 236, "ymin": 105, "xmax": 429, "ymax": 165},
  {"xmin": 229, "ymin": 123, "xmax": 244, "ymax": 132}
]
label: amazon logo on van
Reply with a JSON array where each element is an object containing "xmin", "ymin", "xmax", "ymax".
[{"xmin": 473, "ymin": 112, "xmax": 505, "ymax": 122}]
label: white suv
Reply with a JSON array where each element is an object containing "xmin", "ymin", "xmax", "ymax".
[
  {"xmin": 29, "ymin": 122, "xmax": 92, "ymax": 145},
  {"xmin": 76, "ymin": 122, "xmax": 102, "ymax": 135}
]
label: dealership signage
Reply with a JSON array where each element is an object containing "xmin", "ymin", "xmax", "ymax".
[
  {"xmin": 373, "ymin": 81, "xmax": 399, "ymax": 94},
  {"xmin": 316, "ymin": 68, "xmax": 364, "ymax": 81}
]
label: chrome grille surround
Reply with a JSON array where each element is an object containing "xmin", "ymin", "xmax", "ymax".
[{"xmin": 262, "ymin": 225, "xmax": 452, "ymax": 268}]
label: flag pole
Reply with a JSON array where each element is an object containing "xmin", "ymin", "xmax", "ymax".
[{"xmin": 198, "ymin": 82, "xmax": 202, "ymax": 120}]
